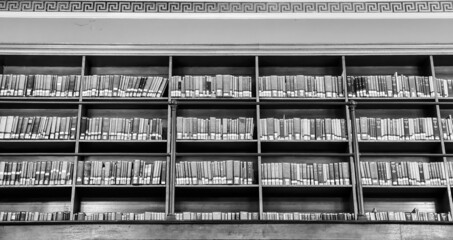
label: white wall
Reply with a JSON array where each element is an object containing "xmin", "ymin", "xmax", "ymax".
[{"xmin": 1, "ymin": 18, "xmax": 453, "ymax": 45}]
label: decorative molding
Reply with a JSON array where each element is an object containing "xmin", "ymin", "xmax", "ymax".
[
  {"xmin": 1, "ymin": 43, "xmax": 453, "ymax": 55},
  {"xmin": 0, "ymin": 1, "xmax": 452, "ymax": 14}
]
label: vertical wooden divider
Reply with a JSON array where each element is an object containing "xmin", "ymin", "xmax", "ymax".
[
  {"xmin": 430, "ymin": 55, "xmax": 453, "ymax": 214},
  {"xmin": 167, "ymin": 56, "xmax": 176, "ymax": 219},
  {"xmin": 70, "ymin": 55, "xmax": 86, "ymax": 220},
  {"xmin": 344, "ymin": 55, "xmax": 365, "ymax": 220},
  {"xmin": 255, "ymin": 56, "xmax": 263, "ymax": 219},
  {"xmin": 342, "ymin": 56, "xmax": 359, "ymax": 220}
]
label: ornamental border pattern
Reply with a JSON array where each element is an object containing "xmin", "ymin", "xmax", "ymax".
[{"xmin": 0, "ymin": 1, "xmax": 452, "ymax": 13}]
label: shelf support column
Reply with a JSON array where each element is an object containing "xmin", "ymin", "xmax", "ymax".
[
  {"xmin": 348, "ymin": 100, "xmax": 366, "ymax": 220},
  {"xmin": 167, "ymin": 100, "xmax": 178, "ymax": 219}
]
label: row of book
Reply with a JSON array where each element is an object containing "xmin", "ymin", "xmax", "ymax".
[
  {"xmin": 360, "ymin": 161, "xmax": 446, "ymax": 186},
  {"xmin": 0, "ymin": 74, "xmax": 81, "ymax": 97},
  {"xmin": 260, "ymin": 118, "xmax": 347, "ymax": 141},
  {"xmin": 0, "ymin": 161, "xmax": 74, "ymax": 186},
  {"xmin": 437, "ymin": 78, "xmax": 453, "ymax": 98},
  {"xmin": 82, "ymin": 75, "xmax": 167, "ymax": 98},
  {"xmin": 356, "ymin": 117, "xmax": 439, "ymax": 141},
  {"xmin": 262, "ymin": 212, "xmax": 354, "ymax": 221},
  {"xmin": 170, "ymin": 75, "xmax": 253, "ymax": 98},
  {"xmin": 2, "ymin": 211, "xmax": 451, "ymax": 222},
  {"xmin": 446, "ymin": 162, "xmax": 453, "ymax": 185},
  {"xmin": 80, "ymin": 117, "xmax": 164, "ymax": 140},
  {"xmin": 261, "ymin": 162, "xmax": 350, "ymax": 186},
  {"xmin": 0, "ymin": 211, "xmax": 71, "ymax": 222},
  {"xmin": 365, "ymin": 209, "xmax": 452, "ymax": 222},
  {"xmin": 175, "ymin": 212, "xmax": 259, "ymax": 221},
  {"xmin": 0, "ymin": 116, "xmax": 77, "ymax": 140},
  {"xmin": 175, "ymin": 161, "xmax": 254, "ymax": 185},
  {"xmin": 3, "ymin": 73, "xmax": 453, "ymax": 100},
  {"xmin": 74, "ymin": 212, "xmax": 166, "ymax": 221},
  {"xmin": 176, "ymin": 117, "xmax": 255, "ymax": 140},
  {"xmin": 76, "ymin": 160, "xmax": 166, "ymax": 185},
  {"xmin": 441, "ymin": 116, "xmax": 453, "ymax": 140},
  {"xmin": 347, "ymin": 75, "xmax": 435, "ymax": 98},
  {"xmin": 258, "ymin": 75, "xmax": 344, "ymax": 98}
]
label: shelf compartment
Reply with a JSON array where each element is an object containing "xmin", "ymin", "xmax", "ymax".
[
  {"xmin": 172, "ymin": 56, "xmax": 255, "ymax": 76},
  {"xmin": 0, "ymin": 97, "xmax": 80, "ymax": 102},
  {"xmin": 259, "ymin": 56, "xmax": 343, "ymax": 77},
  {"xmin": 176, "ymin": 101, "xmax": 257, "ymax": 110},
  {"xmin": 262, "ymin": 185, "xmax": 354, "ymax": 213},
  {"xmin": 433, "ymin": 55, "xmax": 453, "ymax": 80},
  {"xmin": 358, "ymin": 141, "xmax": 442, "ymax": 153},
  {"xmin": 176, "ymin": 155, "xmax": 258, "ymax": 185},
  {"xmin": 176, "ymin": 140, "xmax": 257, "ymax": 153},
  {"xmin": 85, "ymin": 56, "xmax": 169, "ymax": 77},
  {"xmin": 78, "ymin": 140, "xmax": 167, "ymax": 153},
  {"xmin": 0, "ymin": 140, "xmax": 76, "ymax": 153},
  {"xmin": 362, "ymin": 186, "xmax": 447, "ymax": 195},
  {"xmin": 81, "ymin": 97, "xmax": 168, "ymax": 102},
  {"xmin": 1, "ymin": 55, "xmax": 82, "ymax": 75},
  {"xmin": 0, "ymin": 186, "xmax": 72, "ymax": 214},
  {"xmin": 363, "ymin": 186, "xmax": 450, "ymax": 214},
  {"xmin": 175, "ymin": 185, "xmax": 259, "ymax": 213},
  {"xmin": 75, "ymin": 185, "xmax": 166, "ymax": 214},
  {"xmin": 261, "ymin": 141, "xmax": 349, "ymax": 153},
  {"xmin": 345, "ymin": 55, "xmax": 432, "ymax": 76}
]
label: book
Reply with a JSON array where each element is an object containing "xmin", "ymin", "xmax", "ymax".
[
  {"xmin": 356, "ymin": 117, "xmax": 439, "ymax": 141},
  {"xmin": 262, "ymin": 212, "xmax": 354, "ymax": 221},
  {"xmin": 175, "ymin": 212, "xmax": 258, "ymax": 221},
  {"xmin": 260, "ymin": 118, "xmax": 346, "ymax": 141},
  {"xmin": 0, "ymin": 74, "xmax": 81, "ymax": 97},
  {"xmin": 0, "ymin": 160, "xmax": 73, "ymax": 186},
  {"xmin": 258, "ymin": 75, "xmax": 343, "ymax": 98},
  {"xmin": 82, "ymin": 75, "xmax": 168, "ymax": 98},
  {"xmin": 347, "ymin": 74, "xmax": 435, "ymax": 98},
  {"xmin": 171, "ymin": 75, "xmax": 252, "ymax": 98},
  {"xmin": 0, "ymin": 116, "xmax": 77, "ymax": 140},
  {"xmin": 77, "ymin": 160, "xmax": 165, "ymax": 185},
  {"xmin": 176, "ymin": 160, "xmax": 254, "ymax": 185},
  {"xmin": 79, "ymin": 117, "xmax": 164, "ymax": 140},
  {"xmin": 176, "ymin": 117, "xmax": 254, "ymax": 140},
  {"xmin": 261, "ymin": 162, "xmax": 350, "ymax": 186}
]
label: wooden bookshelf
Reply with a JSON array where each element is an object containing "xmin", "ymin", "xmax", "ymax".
[{"xmin": 2, "ymin": 54, "xmax": 453, "ymax": 239}]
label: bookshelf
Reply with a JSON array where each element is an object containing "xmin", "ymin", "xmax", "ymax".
[{"xmin": 2, "ymin": 54, "xmax": 453, "ymax": 238}]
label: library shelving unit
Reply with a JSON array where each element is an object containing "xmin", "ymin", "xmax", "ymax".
[{"xmin": 1, "ymin": 54, "xmax": 453, "ymax": 239}]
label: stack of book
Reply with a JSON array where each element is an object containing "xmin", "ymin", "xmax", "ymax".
[
  {"xmin": 436, "ymin": 78, "xmax": 453, "ymax": 97},
  {"xmin": 360, "ymin": 161, "xmax": 446, "ymax": 186},
  {"xmin": 258, "ymin": 75, "xmax": 344, "ymax": 98},
  {"xmin": 446, "ymin": 162, "xmax": 453, "ymax": 185},
  {"xmin": 0, "ymin": 161, "xmax": 74, "ymax": 186},
  {"xmin": 441, "ymin": 116, "xmax": 453, "ymax": 140},
  {"xmin": 347, "ymin": 74, "xmax": 434, "ymax": 98},
  {"xmin": 80, "ymin": 117, "xmax": 164, "ymax": 140},
  {"xmin": 175, "ymin": 212, "xmax": 259, "ymax": 221},
  {"xmin": 0, "ymin": 74, "xmax": 81, "ymax": 97},
  {"xmin": 356, "ymin": 117, "xmax": 440, "ymax": 141},
  {"xmin": 82, "ymin": 75, "xmax": 167, "ymax": 98},
  {"xmin": 261, "ymin": 162, "xmax": 350, "ymax": 186},
  {"xmin": 260, "ymin": 118, "xmax": 347, "ymax": 141},
  {"xmin": 76, "ymin": 160, "xmax": 166, "ymax": 185},
  {"xmin": 262, "ymin": 212, "xmax": 354, "ymax": 221},
  {"xmin": 365, "ymin": 209, "xmax": 452, "ymax": 222},
  {"xmin": 74, "ymin": 212, "xmax": 166, "ymax": 221},
  {"xmin": 176, "ymin": 160, "xmax": 254, "ymax": 185},
  {"xmin": 0, "ymin": 211, "xmax": 71, "ymax": 222},
  {"xmin": 176, "ymin": 117, "xmax": 254, "ymax": 140},
  {"xmin": 0, "ymin": 116, "xmax": 77, "ymax": 140},
  {"xmin": 170, "ymin": 75, "xmax": 253, "ymax": 98}
]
